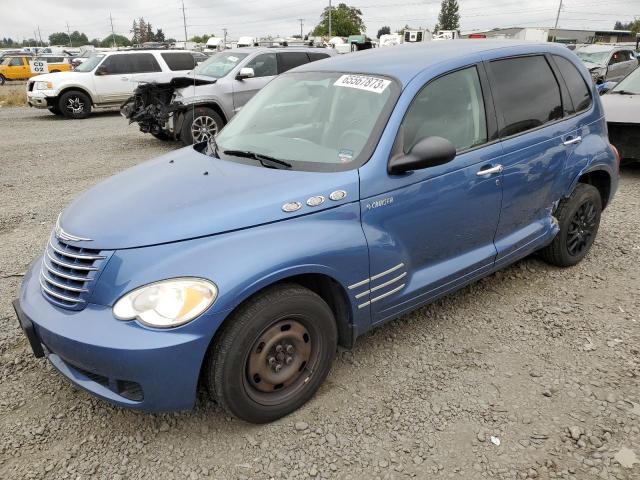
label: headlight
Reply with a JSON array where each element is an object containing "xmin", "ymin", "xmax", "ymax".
[
  {"xmin": 113, "ymin": 278, "xmax": 218, "ymax": 328},
  {"xmin": 35, "ymin": 81, "xmax": 53, "ymax": 90}
]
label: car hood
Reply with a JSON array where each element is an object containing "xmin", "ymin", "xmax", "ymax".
[
  {"xmin": 31, "ymin": 71, "xmax": 87, "ymax": 83},
  {"xmin": 58, "ymin": 147, "xmax": 359, "ymax": 250},
  {"xmin": 601, "ymin": 93, "xmax": 640, "ymax": 124}
]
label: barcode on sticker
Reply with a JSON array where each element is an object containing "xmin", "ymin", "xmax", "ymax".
[{"xmin": 334, "ymin": 74, "xmax": 391, "ymax": 94}]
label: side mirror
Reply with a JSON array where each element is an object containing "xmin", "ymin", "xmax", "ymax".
[
  {"xmin": 95, "ymin": 65, "xmax": 108, "ymax": 76},
  {"xmin": 236, "ymin": 67, "xmax": 255, "ymax": 80},
  {"xmin": 388, "ymin": 136, "xmax": 456, "ymax": 174}
]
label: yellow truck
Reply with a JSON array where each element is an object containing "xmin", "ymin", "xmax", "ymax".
[{"xmin": 0, "ymin": 55, "xmax": 72, "ymax": 85}]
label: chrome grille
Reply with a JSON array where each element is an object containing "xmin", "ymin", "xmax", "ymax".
[{"xmin": 40, "ymin": 234, "xmax": 110, "ymax": 310}]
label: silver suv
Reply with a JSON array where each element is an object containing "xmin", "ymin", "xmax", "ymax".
[
  {"xmin": 122, "ymin": 47, "xmax": 335, "ymax": 145},
  {"xmin": 575, "ymin": 45, "xmax": 639, "ymax": 84}
]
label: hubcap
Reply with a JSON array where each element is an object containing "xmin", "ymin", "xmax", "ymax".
[
  {"xmin": 567, "ymin": 200, "xmax": 597, "ymax": 256},
  {"xmin": 66, "ymin": 96, "xmax": 84, "ymax": 114},
  {"xmin": 245, "ymin": 318, "xmax": 317, "ymax": 405},
  {"xmin": 191, "ymin": 115, "xmax": 218, "ymax": 143}
]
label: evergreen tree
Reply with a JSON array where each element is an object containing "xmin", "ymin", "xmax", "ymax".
[{"xmin": 437, "ymin": 0, "xmax": 460, "ymax": 31}]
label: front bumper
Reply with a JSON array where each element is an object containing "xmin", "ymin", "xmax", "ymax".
[
  {"xmin": 15, "ymin": 258, "xmax": 230, "ymax": 411},
  {"xmin": 27, "ymin": 90, "xmax": 54, "ymax": 109}
]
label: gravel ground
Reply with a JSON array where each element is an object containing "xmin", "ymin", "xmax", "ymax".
[{"xmin": 0, "ymin": 107, "xmax": 639, "ymax": 480}]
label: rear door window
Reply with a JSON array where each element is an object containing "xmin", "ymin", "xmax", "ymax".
[
  {"xmin": 161, "ymin": 52, "xmax": 196, "ymax": 71},
  {"xmin": 278, "ymin": 52, "xmax": 309, "ymax": 73},
  {"xmin": 552, "ymin": 55, "xmax": 592, "ymax": 113},
  {"xmin": 488, "ymin": 56, "xmax": 563, "ymax": 137},
  {"xmin": 128, "ymin": 53, "xmax": 162, "ymax": 73}
]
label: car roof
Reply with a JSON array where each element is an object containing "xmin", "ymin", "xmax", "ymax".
[
  {"xmin": 577, "ymin": 44, "xmax": 631, "ymax": 52},
  {"xmin": 101, "ymin": 49, "xmax": 193, "ymax": 56},
  {"xmin": 232, "ymin": 46, "xmax": 330, "ymax": 54},
  {"xmin": 295, "ymin": 40, "xmax": 579, "ymax": 86}
]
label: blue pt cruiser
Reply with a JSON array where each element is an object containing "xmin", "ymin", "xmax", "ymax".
[{"xmin": 15, "ymin": 41, "xmax": 619, "ymax": 423}]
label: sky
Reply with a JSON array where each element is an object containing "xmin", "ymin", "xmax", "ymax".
[{"xmin": 0, "ymin": 0, "xmax": 637, "ymax": 43}]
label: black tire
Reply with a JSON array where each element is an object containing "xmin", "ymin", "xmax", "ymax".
[
  {"xmin": 180, "ymin": 107, "xmax": 224, "ymax": 146},
  {"xmin": 48, "ymin": 105, "xmax": 62, "ymax": 115},
  {"xmin": 58, "ymin": 90, "xmax": 91, "ymax": 119},
  {"xmin": 151, "ymin": 131, "xmax": 173, "ymax": 141},
  {"xmin": 206, "ymin": 283, "xmax": 337, "ymax": 423},
  {"xmin": 539, "ymin": 183, "xmax": 602, "ymax": 267},
  {"xmin": 0, "ymin": 74, "xmax": 5, "ymax": 86}
]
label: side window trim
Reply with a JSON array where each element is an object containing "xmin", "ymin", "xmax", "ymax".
[
  {"xmin": 485, "ymin": 53, "xmax": 566, "ymax": 141},
  {"xmin": 544, "ymin": 53, "xmax": 573, "ymax": 117},
  {"xmin": 548, "ymin": 54, "xmax": 594, "ymax": 118},
  {"xmin": 390, "ymin": 63, "xmax": 493, "ymax": 161}
]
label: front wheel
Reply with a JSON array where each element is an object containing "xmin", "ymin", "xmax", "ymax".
[
  {"xmin": 0, "ymin": 74, "xmax": 5, "ymax": 86},
  {"xmin": 58, "ymin": 90, "xmax": 91, "ymax": 119},
  {"xmin": 206, "ymin": 284, "xmax": 337, "ymax": 423},
  {"xmin": 180, "ymin": 107, "xmax": 224, "ymax": 145},
  {"xmin": 540, "ymin": 183, "xmax": 602, "ymax": 267}
]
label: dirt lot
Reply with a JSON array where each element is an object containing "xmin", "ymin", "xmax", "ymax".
[{"xmin": 0, "ymin": 107, "xmax": 639, "ymax": 480}]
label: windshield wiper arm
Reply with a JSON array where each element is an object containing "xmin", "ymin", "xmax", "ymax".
[{"xmin": 223, "ymin": 150, "xmax": 292, "ymax": 169}]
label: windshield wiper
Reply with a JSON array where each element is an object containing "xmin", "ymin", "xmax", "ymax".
[
  {"xmin": 223, "ymin": 150, "xmax": 292, "ymax": 169},
  {"xmin": 611, "ymin": 90, "xmax": 637, "ymax": 95}
]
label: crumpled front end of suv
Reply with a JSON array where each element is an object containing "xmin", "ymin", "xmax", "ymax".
[{"xmin": 121, "ymin": 76, "xmax": 215, "ymax": 138}]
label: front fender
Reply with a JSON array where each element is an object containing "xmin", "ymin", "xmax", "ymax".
[{"xmin": 91, "ymin": 202, "xmax": 371, "ymax": 335}]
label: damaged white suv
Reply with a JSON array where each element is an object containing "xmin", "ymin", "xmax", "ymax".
[
  {"xmin": 121, "ymin": 47, "xmax": 334, "ymax": 145},
  {"xmin": 26, "ymin": 50, "xmax": 197, "ymax": 119}
]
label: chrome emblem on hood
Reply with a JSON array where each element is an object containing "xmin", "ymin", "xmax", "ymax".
[{"xmin": 55, "ymin": 214, "xmax": 92, "ymax": 242}]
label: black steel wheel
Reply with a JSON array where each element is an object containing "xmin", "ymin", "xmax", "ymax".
[
  {"xmin": 205, "ymin": 283, "xmax": 337, "ymax": 423},
  {"xmin": 0, "ymin": 74, "xmax": 5, "ymax": 86},
  {"xmin": 540, "ymin": 183, "xmax": 602, "ymax": 267}
]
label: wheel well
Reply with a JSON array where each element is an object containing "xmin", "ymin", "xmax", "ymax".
[
  {"xmin": 205, "ymin": 102, "xmax": 227, "ymax": 125},
  {"xmin": 57, "ymin": 87, "xmax": 94, "ymax": 106},
  {"xmin": 577, "ymin": 170, "xmax": 611, "ymax": 209},
  {"xmin": 198, "ymin": 273, "xmax": 355, "ymax": 389}
]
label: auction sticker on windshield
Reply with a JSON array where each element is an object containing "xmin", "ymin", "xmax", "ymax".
[{"xmin": 334, "ymin": 74, "xmax": 391, "ymax": 94}]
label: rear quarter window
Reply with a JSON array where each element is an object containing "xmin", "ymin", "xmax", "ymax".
[
  {"xmin": 488, "ymin": 55, "xmax": 563, "ymax": 138},
  {"xmin": 161, "ymin": 52, "xmax": 196, "ymax": 71},
  {"xmin": 553, "ymin": 55, "xmax": 592, "ymax": 113},
  {"xmin": 308, "ymin": 52, "xmax": 330, "ymax": 62}
]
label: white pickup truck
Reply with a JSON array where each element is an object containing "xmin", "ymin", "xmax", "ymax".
[{"xmin": 26, "ymin": 49, "xmax": 197, "ymax": 119}]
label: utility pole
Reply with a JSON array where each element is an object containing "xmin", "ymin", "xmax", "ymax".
[
  {"xmin": 33, "ymin": 30, "xmax": 39, "ymax": 48},
  {"xmin": 328, "ymin": 0, "xmax": 332, "ymax": 38},
  {"xmin": 37, "ymin": 25, "xmax": 43, "ymax": 47},
  {"xmin": 298, "ymin": 19, "xmax": 304, "ymax": 39},
  {"xmin": 181, "ymin": 0, "xmax": 188, "ymax": 49},
  {"xmin": 223, "ymin": 28, "xmax": 227, "ymax": 49},
  {"xmin": 66, "ymin": 21, "xmax": 72, "ymax": 47},
  {"xmin": 552, "ymin": 0, "xmax": 563, "ymax": 42},
  {"xmin": 109, "ymin": 13, "xmax": 116, "ymax": 48}
]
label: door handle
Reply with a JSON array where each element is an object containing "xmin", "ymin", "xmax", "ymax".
[
  {"xmin": 563, "ymin": 136, "xmax": 582, "ymax": 146},
  {"xmin": 476, "ymin": 164, "xmax": 503, "ymax": 176}
]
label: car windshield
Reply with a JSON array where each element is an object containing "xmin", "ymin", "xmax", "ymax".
[
  {"xmin": 611, "ymin": 67, "xmax": 640, "ymax": 94},
  {"xmin": 1, "ymin": 58, "xmax": 13, "ymax": 65},
  {"xmin": 214, "ymin": 71, "xmax": 400, "ymax": 172},
  {"xmin": 193, "ymin": 51, "xmax": 249, "ymax": 78},
  {"xmin": 74, "ymin": 54, "xmax": 105, "ymax": 72},
  {"xmin": 575, "ymin": 49, "xmax": 609, "ymax": 65}
]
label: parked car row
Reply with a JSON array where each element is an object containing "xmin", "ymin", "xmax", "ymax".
[
  {"xmin": 14, "ymin": 41, "xmax": 620, "ymax": 424},
  {"xmin": 0, "ymin": 54, "xmax": 73, "ymax": 85}
]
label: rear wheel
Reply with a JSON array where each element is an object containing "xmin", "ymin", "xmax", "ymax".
[
  {"xmin": 58, "ymin": 90, "xmax": 91, "ymax": 119},
  {"xmin": 206, "ymin": 284, "xmax": 337, "ymax": 423},
  {"xmin": 0, "ymin": 74, "xmax": 5, "ymax": 86},
  {"xmin": 540, "ymin": 183, "xmax": 602, "ymax": 267},
  {"xmin": 180, "ymin": 107, "xmax": 224, "ymax": 145}
]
